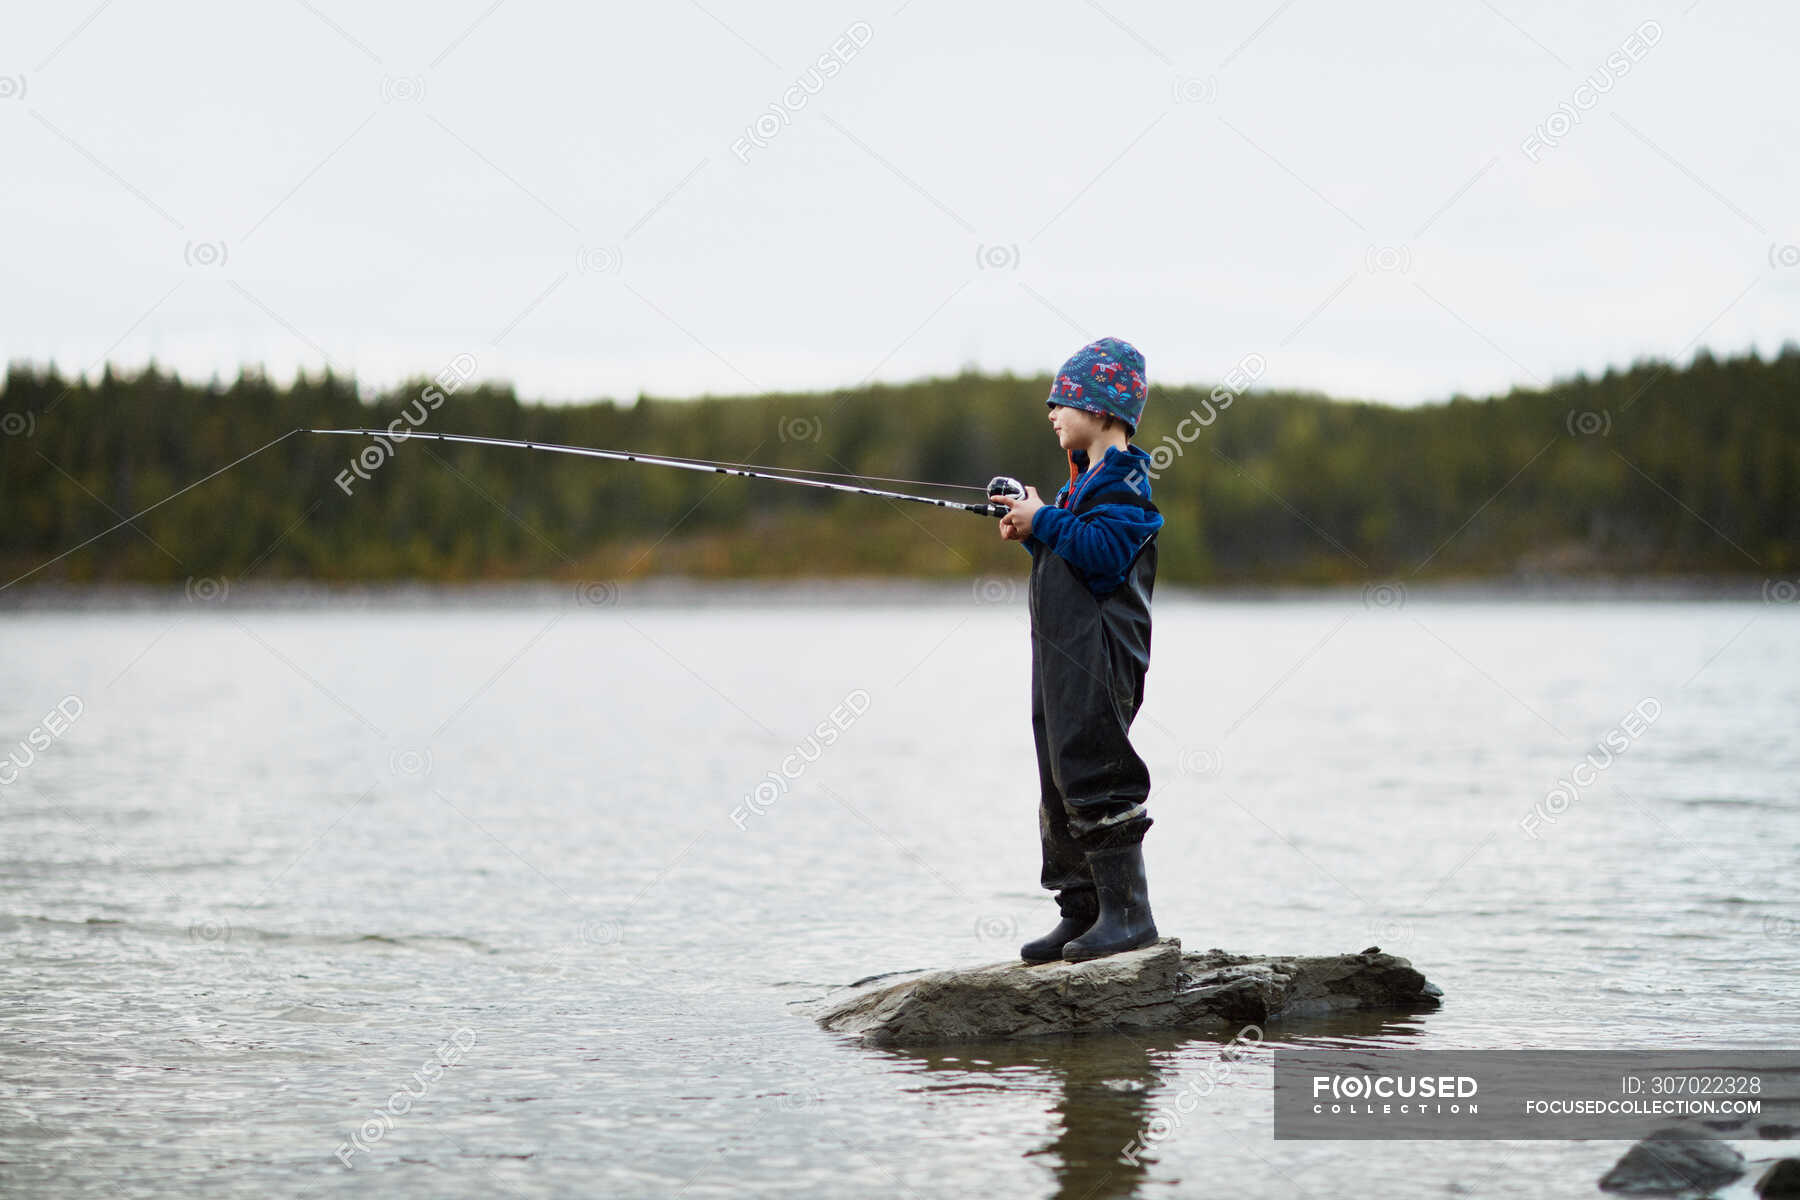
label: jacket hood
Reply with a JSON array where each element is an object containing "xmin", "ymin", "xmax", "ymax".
[{"xmin": 1063, "ymin": 443, "xmax": 1155, "ymax": 501}]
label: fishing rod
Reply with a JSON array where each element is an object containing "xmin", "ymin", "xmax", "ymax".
[
  {"xmin": 307, "ymin": 428, "xmax": 1026, "ymax": 518},
  {"xmin": 1, "ymin": 427, "xmax": 1026, "ymax": 594}
]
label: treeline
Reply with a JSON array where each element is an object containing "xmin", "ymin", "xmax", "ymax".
[{"xmin": 2, "ymin": 346, "xmax": 1796, "ymax": 588}]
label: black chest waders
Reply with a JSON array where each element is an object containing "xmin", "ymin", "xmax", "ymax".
[{"xmin": 1027, "ymin": 484, "xmax": 1159, "ymax": 909}]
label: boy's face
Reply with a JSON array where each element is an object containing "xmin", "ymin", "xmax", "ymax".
[{"xmin": 1047, "ymin": 402, "xmax": 1110, "ymax": 451}]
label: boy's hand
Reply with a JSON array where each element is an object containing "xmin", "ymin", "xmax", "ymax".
[{"xmin": 994, "ymin": 486, "xmax": 1044, "ymax": 541}]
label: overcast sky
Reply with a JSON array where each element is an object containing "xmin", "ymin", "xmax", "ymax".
[{"xmin": 3, "ymin": 0, "xmax": 1795, "ymax": 408}]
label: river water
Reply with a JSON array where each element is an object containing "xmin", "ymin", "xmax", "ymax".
[{"xmin": 2, "ymin": 584, "xmax": 1796, "ymax": 1197}]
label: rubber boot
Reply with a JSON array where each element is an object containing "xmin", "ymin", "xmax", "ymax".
[
  {"xmin": 1062, "ymin": 844, "xmax": 1157, "ymax": 961},
  {"xmin": 1020, "ymin": 889, "xmax": 1098, "ymax": 964}
]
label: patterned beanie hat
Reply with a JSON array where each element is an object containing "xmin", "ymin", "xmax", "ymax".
[{"xmin": 1047, "ymin": 337, "xmax": 1149, "ymax": 434}]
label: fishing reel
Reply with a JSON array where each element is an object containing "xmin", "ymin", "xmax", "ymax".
[
  {"xmin": 985, "ymin": 475, "xmax": 1026, "ymax": 518},
  {"xmin": 987, "ymin": 475, "xmax": 1026, "ymax": 501}
]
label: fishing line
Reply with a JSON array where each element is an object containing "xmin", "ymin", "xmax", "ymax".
[{"xmin": 1, "ymin": 429, "xmax": 304, "ymax": 593}]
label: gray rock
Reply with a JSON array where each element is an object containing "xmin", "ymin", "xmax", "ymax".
[
  {"xmin": 1598, "ymin": 1127, "xmax": 1746, "ymax": 1194},
  {"xmin": 802, "ymin": 937, "xmax": 1440, "ymax": 1047},
  {"xmin": 1759, "ymin": 1159, "xmax": 1800, "ymax": 1198}
]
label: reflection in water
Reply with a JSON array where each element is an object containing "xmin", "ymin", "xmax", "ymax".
[
  {"xmin": 881, "ymin": 1012, "xmax": 1433, "ymax": 1200},
  {"xmin": 887, "ymin": 1033, "xmax": 1165, "ymax": 1200},
  {"xmin": 1028, "ymin": 1037, "xmax": 1158, "ymax": 1200}
]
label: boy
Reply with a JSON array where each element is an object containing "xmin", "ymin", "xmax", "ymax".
[{"xmin": 994, "ymin": 336, "xmax": 1163, "ymax": 963}]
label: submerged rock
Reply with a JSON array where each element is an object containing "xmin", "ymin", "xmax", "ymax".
[
  {"xmin": 1760, "ymin": 1159, "xmax": 1800, "ymax": 1198},
  {"xmin": 803, "ymin": 937, "xmax": 1441, "ymax": 1047},
  {"xmin": 1598, "ymin": 1128, "xmax": 1746, "ymax": 1194}
]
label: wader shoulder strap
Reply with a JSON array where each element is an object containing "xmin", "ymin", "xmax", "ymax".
[{"xmin": 1070, "ymin": 485, "xmax": 1161, "ymax": 581}]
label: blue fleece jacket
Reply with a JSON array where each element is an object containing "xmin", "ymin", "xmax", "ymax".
[{"xmin": 1024, "ymin": 443, "xmax": 1164, "ymax": 596}]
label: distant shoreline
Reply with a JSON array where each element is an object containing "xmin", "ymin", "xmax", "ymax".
[{"xmin": 0, "ymin": 572, "xmax": 1781, "ymax": 612}]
